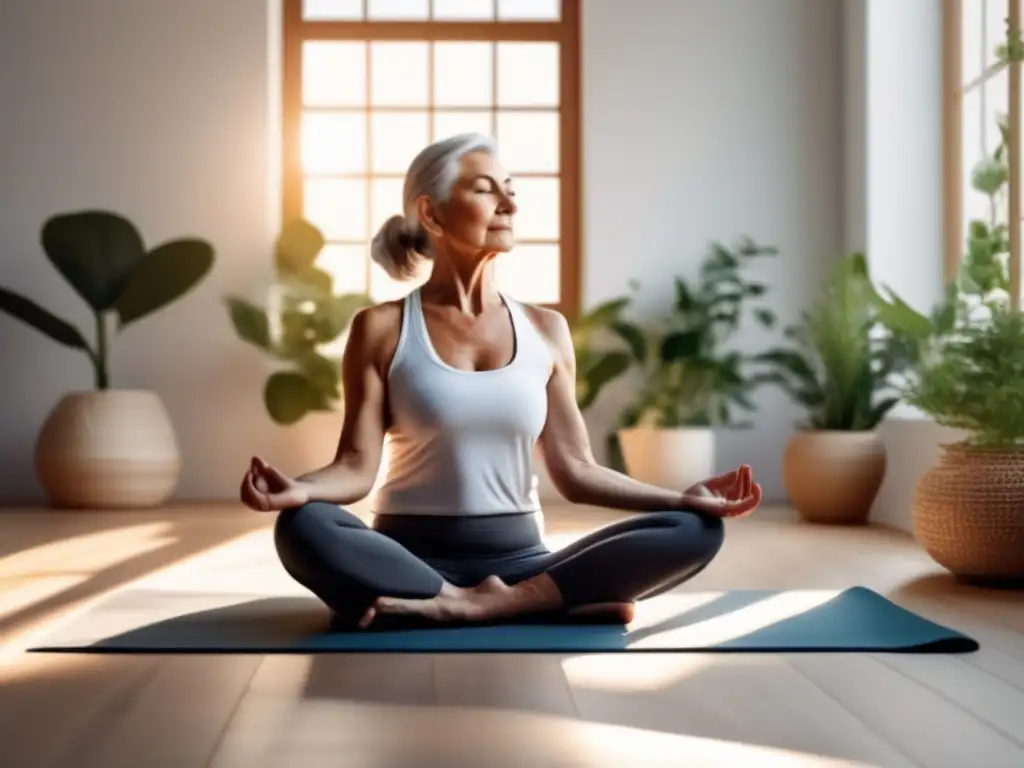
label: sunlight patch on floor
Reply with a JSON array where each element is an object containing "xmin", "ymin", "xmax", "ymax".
[
  {"xmin": 215, "ymin": 698, "xmax": 877, "ymax": 767},
  {"xmin": 630, "ymin": 589, "xmax": 838, "ymax": 649}
]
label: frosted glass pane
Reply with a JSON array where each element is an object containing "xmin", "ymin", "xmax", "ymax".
[
  {"xmin": 433, "ymin": 0, "xmax": 495, "ymax": 19},
  {"xmin": 304, "ymin": 179, "xmax": 366, "ymax": 241},
  {"xmin": 496, "ymin": 244, "xmax": 559, "ymax": 304},
  {"xmin": 497, "ymin": 43, "xmax": 558, "ymax": 106},
  {"xmin": 371, "ymin": 43, "xmax": 429, "ymax": 106},
  {"xmin": 434, "ymin": 111, "xmax": 493, "ymax": 141},
  {"xmin": 496, "ymin": 111, "xmax": 559, "ymax": 173},
  {"xmin": 985, "ymin": 0, "xmax": 1009, "ymax": 68},
  {"xmin": 371, "ymin": 177, "xmax": 406, "ymax": 233},
  {"xmin": 497, "ymin": 0, "xmax": 559, "ymax": 20},
  {"xmin": 372, "ymin": 112, "xmax": 429, "ymax": 173},
  {"xmin": 962, "ymin": 87, "xmax": 987, "ymax": 227},
  {"xmin": 317, "ymin": 244, "xmax": 369, "ymax": 294},
  {"xmin": 303, "ymin": 0, "xmax": 362, "ymax": 20},
  {"xmin": 963, "ymin": 0, "xmax": 982, "ymax": 87},
  {"xmin": 368, "ymin": 0, "xmax": 429, "ymax": 19},
  {"xmin": 302, "ymin": 112, "xmax": 366, "ymax": 174},
  {"xmin": 371, "ymin": 262, "xmax": 430, "ymax": 302},
  {"xmin": 303, "ymin": 42, "xmax": 365, "ymax": 107},
  {"xmin": 434, "ymin": 43, "xmax": 493, "ymax": 107},
  {"xmin": 983, "ymin": 65, "xmax": 1008, "ymax": 157},
  {"xmin": 511, "ymin": 177, "xmax": 559, "ymax": 239}
]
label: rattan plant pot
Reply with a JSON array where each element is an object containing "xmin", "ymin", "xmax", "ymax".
[
  {"xmin": 783, "ymin": 430, "xmax": 887, "ymax": 525},
  {"xmin": 35, "ymin": 390, "xmax": 181, "ymax": 509},
  {"xmin": 912, "ymin": 443, "xmax": 1024, "ymax": 584}
]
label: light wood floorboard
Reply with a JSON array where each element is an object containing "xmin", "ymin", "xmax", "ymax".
[{"xmin": 0, "ymin": 503, "xmax": 1021, "ymax": 768}]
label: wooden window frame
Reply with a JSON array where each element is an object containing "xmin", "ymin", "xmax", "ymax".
[
  {"xmin": 943, "ymin": 0, "xmax": 1022, "ymax": 307},
  {"xmin": 281, "ymin": 0, "xmax": 582, "ymax": 319}
]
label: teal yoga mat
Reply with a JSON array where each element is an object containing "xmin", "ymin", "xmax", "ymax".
[{"xmin": 29, "ymin": 586, "xmax": 977, "ymax": 654}]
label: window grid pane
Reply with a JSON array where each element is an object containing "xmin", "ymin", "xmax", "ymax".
[{"xmin": 291, "ymin": 3, "xmax": 574, "ymax": 311}]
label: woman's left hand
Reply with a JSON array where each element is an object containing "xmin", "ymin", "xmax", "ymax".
[{"xmin": 680, "ymin": 464, "xmax": 761, "ymax": 518}]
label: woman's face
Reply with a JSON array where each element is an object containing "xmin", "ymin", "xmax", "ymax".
[{"xmin": 419, "ymin": 150, "xmax": 518, "ymax": 258}]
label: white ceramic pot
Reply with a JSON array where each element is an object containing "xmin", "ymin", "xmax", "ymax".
[
  {"xmin": 617, "ymin": 426, "xmax": 716, "ymax": 491},
  {"xmin": 35, "ymin": 390, "xmax": 181, "ymax": 509}
]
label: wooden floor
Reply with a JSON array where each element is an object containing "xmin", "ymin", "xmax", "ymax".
[{"xmin": 0, "ymin": 502, "xmax": 1022, "ymax": 768}]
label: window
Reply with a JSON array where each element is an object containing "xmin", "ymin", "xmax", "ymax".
[
  {"xmin": 945, "ymin": 0, "xmax": 1023, "ymax": 307},
  {"xmin": 281, "ymin": 0, "xmax": 581, "ymax": 317}
]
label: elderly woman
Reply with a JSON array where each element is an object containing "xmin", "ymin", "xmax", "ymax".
[{"xmin": 240, "ymin": 133, "xmax": 762, "ymax": 631}]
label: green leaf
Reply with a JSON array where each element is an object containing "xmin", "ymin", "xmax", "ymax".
[
  {"xmin": 865, "ymin": 396, "xmax": 900, "ymax": 430},
  {"xmin": 610, "ymin": 320, "xmax": 647, "ymax": 362},
  {"xmin": 0, "ymin": 286, "xmax": 89, "ymax": 350},
  {"xmin": 275, "ymin": 219, "xmax": 326, "ymax": 276},
  {"xmin": 298, "ymin": 352, "xmax": 341, "ymax": 398},
  {"xmin": 753, "ymin": 308, "xmax": 776, "ymax": 328},
  {"xmin": 659, "ymin": 330, "xmax": 702, "ymax": 361},
  {"xmin": 264, "ymin": 370, "xmax": 328, "ymax": 425},
  {"xmin": 114, "ymin": 238, "xmax": 215, "ymax": 327},
  {"xmin": 577, "ymin": 351, "xmax": 631, "ymax": 410},
  {"xmin": 674, "ymin": 278, "xmax": 694, "ymax": 312},
  {"xmin": 41, "ymin": 210, "xmax": 146, "ymax": 311},
  {"xmin": 225, "ymin": 296, "xmax": 271, "ymax": 350},
  {"xmin": 873, "ymin": 287, "xmax": 933, "ymax": 339}
]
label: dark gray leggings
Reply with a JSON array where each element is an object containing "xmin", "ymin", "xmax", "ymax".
[{"xmin": 274, "ymin": 502, "xmax": 724, "ymax": 628}]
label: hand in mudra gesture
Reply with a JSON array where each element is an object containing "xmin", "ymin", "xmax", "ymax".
[
  {"xmin": 240, "ymin": 456, "xmax": 309, "ymax": 512},
  {"xmin": 683, "ymin": 464, "xmax": 762, "ymax": 518}
]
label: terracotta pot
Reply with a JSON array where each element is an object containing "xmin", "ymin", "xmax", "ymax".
[
  {"xmin": 617, "ymin": 426, "xmax": 715, "ymax": 492},
  {"xmin": 35, "ymin": 390, "xmax": 181, "ymax": 509},
  {"xmin": 783, "ymin": 430, "xmax": 887, "ymax": 524},
  {"xmin": 912, "ymin": 443, "xmax": 1024, "ymax": 584}
]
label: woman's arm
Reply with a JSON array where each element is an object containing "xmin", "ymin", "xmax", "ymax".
[
  {"xmin": 294, "ymin": 306, "xmax": 391, "ymax": 505},
  {"xmin": 530, "ymin": 307, "xmax": 694, "ymax": 512}
]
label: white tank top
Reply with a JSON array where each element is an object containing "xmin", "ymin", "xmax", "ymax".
[{"xmin": 369, "ymin": 287, "xmax": 552, "ymax": 516}]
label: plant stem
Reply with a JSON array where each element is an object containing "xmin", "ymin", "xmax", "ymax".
[{"xmin": 94, "ymin": 311, "xmax": 109, "ymax": 390}]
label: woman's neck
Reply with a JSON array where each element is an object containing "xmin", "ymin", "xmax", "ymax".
[{"xmin": 422, "ymin": 248, "xmax": 501, "ymax": 316}]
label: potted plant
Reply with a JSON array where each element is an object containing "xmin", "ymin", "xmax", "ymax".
[
  {"xmin": 0, "ymin": 210, "xmax": 214, "ymax": 509},
  {"xmin": 572, "ymin": 237, "xmax": 781, "ymax": 489},
  {"xmin": 758, "ymin": 252, "xmax": 913, "ymax": 524},
  {"xmin": 867, "ymin": 18, "xmax": 1024, "ymax": 581},
  {"xmin": 224, "ymin": 219, "xmax": 372, "ymax": 425}
]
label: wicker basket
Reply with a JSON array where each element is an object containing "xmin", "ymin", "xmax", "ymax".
[{"xmin": 912, "ymin": 442, "xmax": 1024, "ymax": 583}]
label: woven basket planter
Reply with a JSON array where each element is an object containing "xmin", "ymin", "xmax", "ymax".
[{"xmin": 912, "ymin": 443, "xmax": 1024, "ymax": 584}]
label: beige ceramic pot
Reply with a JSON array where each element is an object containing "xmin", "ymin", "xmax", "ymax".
[
  {"xmin": 783, "ymin": 430, "xmax": 887, "ymax": 525},
  {"xmin": 617, "ymin": 426, "xmax": 716, "ymax": 492},
  {"xmin": 35, "ymin": 390, "xmax": 181, "ymax": 509},
  {"xmin": 912, "ymin": 443, "xmax": 1024, "ymax": 584}
]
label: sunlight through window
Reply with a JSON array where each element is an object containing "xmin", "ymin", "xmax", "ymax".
[{"xmin": 286, "ymin": 0, "xmax": 579, "ymax": 315}]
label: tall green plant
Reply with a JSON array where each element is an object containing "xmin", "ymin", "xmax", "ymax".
[
  {"xmin": 225, "ymin": 219, "xmax": 372, "ymax": 425},
  {"xmin": 756, "ymin": 252, "xmax": 912, "ymax": 431},
  {"xmin": 864, "ymin": 18, "xmax": 1024, "ymax": 447},
  {"xmin": 573, "ymin": 237, "xmax": 782, "ymax": 431},
  {"xmin": 0, "ymin": 210, "xmax": 214, "ymax": 389}
]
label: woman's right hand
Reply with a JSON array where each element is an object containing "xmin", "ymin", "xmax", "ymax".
[{"xmin": 240, "ymin": 456, "xmax": 311, "ymax": 512}]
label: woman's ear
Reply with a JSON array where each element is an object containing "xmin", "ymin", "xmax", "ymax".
[{"xmin": 416, "ymin": 196, "xmax": 444, "ymax": 238}]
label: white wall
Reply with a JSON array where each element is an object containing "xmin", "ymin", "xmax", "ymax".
[
  {"xmin": 0, "ymin": 0, "xmax": 842, "ymax": 505},
  {"xmin": 575, "ymin": 0, "xmax": 843, "ymax": 502},
  {"xmin": 842, "ymin": 0, "xmax": 950, "ymax": 532}
]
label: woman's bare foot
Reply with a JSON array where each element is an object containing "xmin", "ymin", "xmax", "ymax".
[
  {"xmin": 360, "ymin": 574, "xmax": 565, "ymax": 629},
  {"xmin": 566, "ymin": 602, "xmax": 635, "ymax": 624}
]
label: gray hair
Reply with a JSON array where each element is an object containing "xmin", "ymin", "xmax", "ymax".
[{"xmin": 369, "ymin": 132, "xmax": 498, "ymax": 280}]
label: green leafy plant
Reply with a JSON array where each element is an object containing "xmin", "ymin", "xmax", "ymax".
[
  {"xmin": 755, "ymin": 252, "xmax": 916, "ymax": 431},
  {"xmin": 862, "ymin": 19, "xmax": 1024, "ymax": 448},
  {"xmin": 0, "ymin": 210, "xmax": 214, "ymax": 389},
  {"xmin": 225, "ymin": 219, "xmax": 372, "ymax": 425},
  {"xmin": 573, "ymin": 236, "xmax": 783, "ymax": 433}
]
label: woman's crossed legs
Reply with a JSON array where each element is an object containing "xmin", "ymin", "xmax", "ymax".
[{"xmin": 274, "ymin": 502, "xmax": 724, "ymax": 630}]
